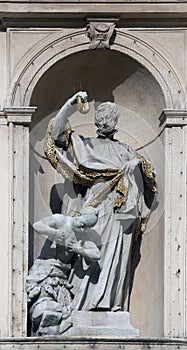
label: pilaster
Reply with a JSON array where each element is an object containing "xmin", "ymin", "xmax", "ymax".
[
  {"xmin": 0, "ymin": 107, "xmax": 36, "ymax": 337},
  {"xmin": 0, "ymin": 113, "xmax": 10, "ymax": 337},
  {"xmin": 160, "ymin": 109, "xmax": 187, "ymax": 337}
]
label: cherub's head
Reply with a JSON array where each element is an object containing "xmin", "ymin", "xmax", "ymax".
[{"xmin": 72, "ymin": 207, "xmax": 99, "ymax": 232}]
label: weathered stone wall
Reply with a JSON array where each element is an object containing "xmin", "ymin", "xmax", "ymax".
[{"xmin": 0, "ymin": 0, "xmax": 187, "ymax": 344}]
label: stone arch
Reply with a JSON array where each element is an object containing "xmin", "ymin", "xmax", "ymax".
[
  {"xmin": 8, "ymin": 28, "xmax": 186, "ymax": 109},
  {"xmin": 27, "ymin": 28, "xmax": 172, "ymax": 337}
]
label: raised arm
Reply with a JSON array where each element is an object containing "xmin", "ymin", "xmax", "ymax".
[
  {"xmin": 33, "ymin": 214, "xmax": 67, "ymax": 244},
  {"xmin": 33, "ymin": 215, "xmax": 59, "ymax": 240},
  {"xmin": 52, "ymin": 91, "xmax": 88, "ymax": 140}
]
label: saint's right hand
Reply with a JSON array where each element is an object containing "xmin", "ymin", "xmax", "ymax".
[{"xmin": 69, "ymin": 91, "xmax": 88, "ymax": 105}]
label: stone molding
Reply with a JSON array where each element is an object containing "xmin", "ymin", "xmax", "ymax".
[
  {"xmin": 1, "ymin": 1, "xmax": 187, "ymax": 13},
  {"xmin": 160, "ymin": 109, "xmax": 187, "ymax": 126},
  {"xmin": 7, "ymin": 29, "xmax": 185, "ymax": 109},
  {"xmin": 1, "ymin": 337, "xmax": 187, "ymax": 349},
  {"xmin": 1, "ymin": 18, "xmax": 187, "ymax": 30},
  {"xmin": 3, "ymin": 107, "xmax": 37, "ymax": 125},
  {"xmin": 0, "ymin": 111, "xmax": 7, "ymax": 125}
]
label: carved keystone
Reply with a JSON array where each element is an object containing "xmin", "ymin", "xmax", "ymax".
[{"xmin": 86, "ymin": 18, "xmax": 118, "ymax": 49}]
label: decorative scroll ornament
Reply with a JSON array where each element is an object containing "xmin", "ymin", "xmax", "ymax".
[{"xmin": 86, "ymin": 20, "xmax": 116, "ymax": 49}]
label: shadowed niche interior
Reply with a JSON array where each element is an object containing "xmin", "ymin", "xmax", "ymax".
[{"xmin": 29, "ymin": 48, "xmax": 166, "ymax": 337}]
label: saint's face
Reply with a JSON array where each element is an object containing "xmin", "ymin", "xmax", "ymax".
[{"xmin": 95, "ymin": 109, "xmax": 117, "ymax": 135}]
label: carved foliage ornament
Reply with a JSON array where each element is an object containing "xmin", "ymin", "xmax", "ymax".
[{"xmin": 86, "ymin": 21, "xmax": 116, "ymax": 49}]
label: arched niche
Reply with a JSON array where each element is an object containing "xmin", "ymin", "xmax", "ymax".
[
  {"xmin": 9, "ymin": 29, "xmax": 186, "ymax": 109},
  {"xmin": 29, "ymin": 48, "xmax": 165, "ymax": 337}
]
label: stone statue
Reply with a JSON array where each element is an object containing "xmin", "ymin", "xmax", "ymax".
[
  {"xmin": 27, "ymin": 207, "xmax": 100, "ymax": 335},
  {"xmin": 44, "ymin": 91, "xmax": 157, "ymax": 309},
  {"xmin": 33, "ymin": 206, "xmax": 100, "ymax": 258},
  {"xmin": 28, "ymin": 91, "xmax": 156, "ymax": 336}
]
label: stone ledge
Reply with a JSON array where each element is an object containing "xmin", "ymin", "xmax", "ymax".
[
  {"xmin": 159, "ymin": 109, "xmax": 187, "ymax": 127},
  {"xmin": 2, "ymin": 17, "xmax": 187, "ymax": 30},
  {"xmin": 1, "ymin": 2, "xmax": 187, "ymax": 17},
  {"xmin": 0, "ymin": 338, "xmax": 187, "ymax": 350},
  {"xmin": 3, "ymin": 107, "xmax": 37, "ymax": 125}
]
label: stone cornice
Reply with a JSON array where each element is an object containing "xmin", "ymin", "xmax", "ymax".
[
  {"xmin": 0, "ymin": 111, "xmax": 7, "ymax": 125},
  {"xmin": 3, "ymin": 107, "xmax": 37, "ymax": 125},
  {"xmin": 1, "ymin": 337, "xmax": 187, "ymax": 347},
  {"xmin": 1, "ymin": 17, "xmax": 187, "ymax": 31},
  {"xmin": 159, "ymin": 109, "xmax": 187, "ymax": 127},
  {"xmin": 1, "ymin": 3, "xmax": 187, "ymax": 30}
]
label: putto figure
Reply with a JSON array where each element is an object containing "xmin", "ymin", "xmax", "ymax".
[
  {"xmin": 27, "ymin": 207, "xmax": 100, "ymax": 336},
  {"xmin": 44, "ymin": 91, "xmax": 156, "ymax": 315}
]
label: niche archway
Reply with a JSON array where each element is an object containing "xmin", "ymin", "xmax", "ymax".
[
  {"xmin": 29, "ymin": 48, "xmax": 165, "ymax": 337},
  {"xmin": 9, "ymin": 29, "xmax": 185, "ymax": 109}
]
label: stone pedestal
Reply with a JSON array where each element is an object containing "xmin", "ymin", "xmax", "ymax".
[{"xmin": 66, "ymin": 311, "xmax": 139, "ymax": 337}]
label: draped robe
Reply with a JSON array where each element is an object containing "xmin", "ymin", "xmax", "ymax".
[{"xmin": 44, "ymin": 121, "xmax": 156, "ymax": 312}]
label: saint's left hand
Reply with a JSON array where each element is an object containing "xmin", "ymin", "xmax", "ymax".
[{"xmin": 123, "ymin": 159, "xmax": 139, "ymax": 175}]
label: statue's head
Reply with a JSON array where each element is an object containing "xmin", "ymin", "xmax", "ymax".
[
  {"xmin": 72, "ymin": 207, "xmax": 99, "ymax": 232},
  {"xmin": 95, "ymin": 102, "xmax": 120, "ymax": 136}
]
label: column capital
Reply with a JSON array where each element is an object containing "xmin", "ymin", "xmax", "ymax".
[
  {"xmin": 0, "ymin": 111, "xmax": 7, "ymax": 125},
  {"xmin": 160, "ymin": 109, "xmax": 187, "ymax": 127},
  {"xmin": 3, "ymin": 107, "xmax": 37, "ymax": 126}
]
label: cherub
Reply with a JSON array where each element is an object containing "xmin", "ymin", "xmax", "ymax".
[
  {"xmin": 33, "ymin": 206, "xmax": 100, "ymax": 262},
  {"xmin": 27, "ymin": 206, "xmax": 100, "ymax": 336}
]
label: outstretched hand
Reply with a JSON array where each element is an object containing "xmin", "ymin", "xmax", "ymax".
[{"xmin": 69, "ymin": 91, "xmax": 88, "ymax": 105}]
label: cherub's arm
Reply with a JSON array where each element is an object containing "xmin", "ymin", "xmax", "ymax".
[{"xmin": 33, "ymin": 214, "xmax": 66, "ymax": 244}]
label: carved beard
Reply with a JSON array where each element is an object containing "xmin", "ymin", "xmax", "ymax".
[{"xmin": 95, "ymin": 121, "xmax": 118, "ymax": 136}]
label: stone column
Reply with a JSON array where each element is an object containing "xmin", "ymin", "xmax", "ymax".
[
  {"xmin": 0, "ymin": 107, "xmax": 36, "ymax": 337},
  {"xmin": 160, "ymin": 110, "xmax": 187, "ymax": 338}
]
